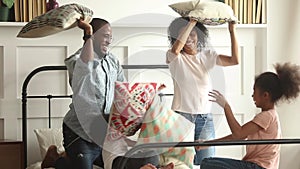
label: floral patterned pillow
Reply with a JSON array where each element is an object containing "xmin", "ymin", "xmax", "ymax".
[
  {"xmin": 137, "ymin": 95, "xmax": 195, "ymax": 168},
  {"xmin": 169, "ymin": 0, "xmax": 238, "ymax": 25},
  {"xmin": 17, "ymin": 3, "xmax": 93, "ymax": 38},
  {"xmin": 108, "ymin": 81, "xmax": 157, "ymax": 140}
]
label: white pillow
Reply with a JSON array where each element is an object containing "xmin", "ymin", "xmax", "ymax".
[
  {"xmin": 34, "ymin": 128, "xmax": 65, "ymax": 159},
  {"xmin": 169, "ymin": 0, "xmax": 238, "ymax": 25},
  {"xmin": 17, "ymin": 3, "xmax": 93, "ymax": 38}
]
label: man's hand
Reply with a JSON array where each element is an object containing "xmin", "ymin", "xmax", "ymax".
[{"xmin": 77, "ymin": 18, "xmax": 93, "ymax": 35}]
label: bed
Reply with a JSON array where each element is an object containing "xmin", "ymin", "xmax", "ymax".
[
  {"xmin": 21, "ymin": 65, "xmax": 300, "ymax": 169},
  {"xmin": 21, "ymin": 64, "xmax": 171, "ymax": 169}
]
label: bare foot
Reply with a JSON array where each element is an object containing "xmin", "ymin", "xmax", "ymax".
[{"xmin": 41, "ymin": 145, "xmax": 60, "ymax": 169}]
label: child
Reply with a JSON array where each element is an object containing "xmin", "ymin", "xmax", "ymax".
[
  {"xmin": 166, "ymin": 16, "xmax": 239, "ymax": 165},
  {"xmin": 198, "ymin": 62, "xmax": 300, "ymax": 169}
]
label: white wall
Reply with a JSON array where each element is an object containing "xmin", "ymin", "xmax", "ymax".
[
  {"xmin": 58, "ymin": 0, "xmax": 184, "ymax": 23},
  {"xmin": 0, "ymin": 0, "xmax": 300, "ymax": 168},
  {"xmin": 267, "ymin": 1, "xmax": 300, "ymax": 169}
]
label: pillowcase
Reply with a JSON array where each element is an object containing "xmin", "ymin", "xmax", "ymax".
[
  {"xmin": 17, "ymin": 3, "xmax": 93, "ymax": 38},
  {"xmin": 34, "ymin": 128, "xmax": 64, "ymax": 158},
  {"xmin": 169, "ymin": 0, "xmax": 238, "ymax": 25},
  {"xmin": 107, "ymin": 82, "xmax": 157, "ymax": 140},
  {"xmin": 137, "ymin": 95, "xmax": 195, "ymax": 169}
]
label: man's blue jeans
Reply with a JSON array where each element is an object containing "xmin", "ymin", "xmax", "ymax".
[
  {"xmin": 176, "ymin": 112, "xmax": 216, "ymax": 165},
  {"xmin": 201, "ymin": 157, "xmax": 265, "ymax": 169},
  {"xmin": 55, "ymin": 123, "xmax": 104, "ymax": 169}
]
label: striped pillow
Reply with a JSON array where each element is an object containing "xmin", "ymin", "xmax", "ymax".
[{"xmin": 17, "ymin": 3, "xmax": 93, "ymax": 38}]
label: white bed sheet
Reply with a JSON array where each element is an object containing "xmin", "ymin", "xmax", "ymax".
[{"xmin": 26, "ymin": 161, "xmax": 102, "ymax": 169}]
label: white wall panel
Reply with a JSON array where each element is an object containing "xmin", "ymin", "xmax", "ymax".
[
  {"xmin": 16, "ymin": 46, "xmax": 68, "ymax": 97},
  {"xmin": 214, "ymin": 113, "xmax": 245, "ymax": 158},
  {"xmin": 110, "ymin": 46, "xmax": 128, "ymax": 65}
]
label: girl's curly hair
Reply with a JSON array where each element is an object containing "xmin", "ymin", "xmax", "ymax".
[{"xmin": 254, "ymin": 62, "xmax": 300, "ymax": 103}]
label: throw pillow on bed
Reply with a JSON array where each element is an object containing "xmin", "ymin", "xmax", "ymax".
[
  {"xmin": 17, "ymin": 3, "xmax": 93, "ymax": 38},
  {"xmin": 137, "ymin": 95, "xmax": 195, "ymax": 169},
  {"xmin": 169, "ymin": 0, "xmax": 238, "ymax": 25},
  {"xmin": 107, "ymin": 81, "xmax": 157, "ymax": 140},
  {"xmin": 34, "ymin": 128, "xmax": 64, "ymax": 159}
]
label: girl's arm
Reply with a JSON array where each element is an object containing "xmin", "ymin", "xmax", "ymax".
[
  {"xmin": 209, "ymin": 90, "xmax": 262, "ymax": 139},
  {"xmin": 222, "ymin": 103, "xmax": 262, "ymax": 139},
  {"xmin": 195, "ymin": 134, "xmax": 234, "ymax": 150},
  {"xmin": 77, "ymin": 19, "xmax": 94, "ymax": 63},
  {"xmin": 217, "ymin": 22, "xmax": 240, "ymax": 66},
  {"xmin": 196, "ymin": 121, "xmax": 261, "ymax": 151},
  {"xmin": 170, "ymin": 18, "xmax": 197, "ymax": 55},
  {"xmin": 196, "ymin": 120, "xmax": 262, "ymax": 150}
]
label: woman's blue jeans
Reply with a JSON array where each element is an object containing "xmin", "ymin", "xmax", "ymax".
[
  {"xmin": 176, "ymin": 111, "xmax": 216, "ymax": 165},
  {"xmin": 55, "ymin": 123, "xmax": 104, "ymax": 169},
  {"xmin": 201, "ymin": 157, "xmax": 265, "ymax": 169}
]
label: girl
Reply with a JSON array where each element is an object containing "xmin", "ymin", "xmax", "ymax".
[
  {"xmin": 198, "ymin": 62, "xmax": 300, "ymax": 169},
  {"xmin": 166, "ymin": 17, "xmax": 239, "ymax": 166}
]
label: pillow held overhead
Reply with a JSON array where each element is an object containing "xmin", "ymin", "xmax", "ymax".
[
  {"xmin": 169, "ymin": 0, "xmax": 238, "ymax": 25},
  {"xmin": 17, "ymin": 3, "xmax": 93, "ymax": 38}
]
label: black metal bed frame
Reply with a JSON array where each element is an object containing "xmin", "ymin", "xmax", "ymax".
[{"xmin": 21, "ymin": 65, "xmax": 300, "ymax": 169}]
